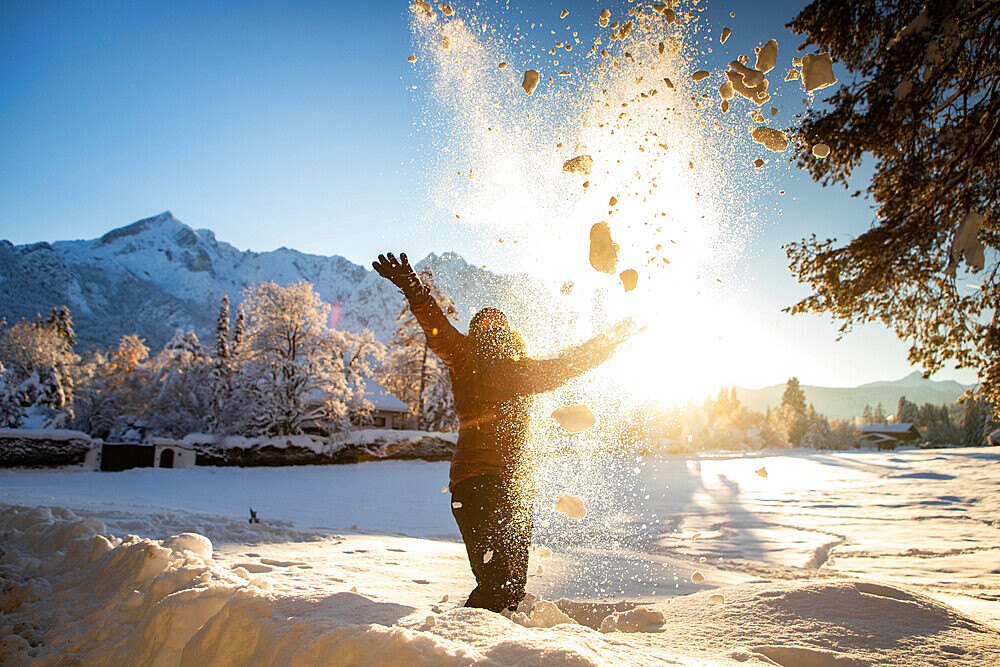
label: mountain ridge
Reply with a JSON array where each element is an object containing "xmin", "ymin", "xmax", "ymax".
[
  {"xmin": 734, "ymin": 371, "xmax": 971, "ymax": 421},
  {"xmin": 0, "ymin": 211, "xmax": 529, "ymax": 351}
]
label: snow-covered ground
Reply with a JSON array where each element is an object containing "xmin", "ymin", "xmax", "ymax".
[{"xmin": 2, "ymin": 447, "xmax": 999, "ymax": 664}]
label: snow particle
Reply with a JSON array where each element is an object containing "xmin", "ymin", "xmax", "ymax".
[
  {"xmin": 812, "ymin": 143, "xmax": 831, "ymax": 158},
  {"xmin": 710, "ymin": 594, "xmax": 725, "ymax": 603},
  {"xmin": 438, "ymin": 3, "xmax": 454, "ymax": 16},
  {"xmin": 560, "ymin": 9, "xmax": 569, "ymax": 19},
  {"xmin": 407, "ymin": 54, "xmax": 416, "ymax": 63},
  {"xmin": 691, "ymin": 570, "xmax": 705, "ymax": 583},
  {"xmin": 498, "ymin": 61, "xmax": 507, "ymax": 69},
  {"xmin": 755, "ymin": 466, "xmax": 768, "ymax": 478},
  {"xmin": 452, "ymin": 501, "xmax": 462, "ymax": 509},
  {"xmin": 754, "ymin": 159, "xmax": 764, "ymax": 168},
  {"xmin": 721, "ymin": 28, "xmax": 731, "ymax": 44},
  {"xmin": 599, "ymin": 9, "xmax": 610, "ymax": 28},
  {"xmin": 691, "ymin": 70, "xmax": 710, "ymax": 81},
  {"xmin": 483, "ymin": 549, "xmax": 493, "ymax": 564}
]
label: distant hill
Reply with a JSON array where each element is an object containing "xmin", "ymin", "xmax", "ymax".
[
  {"xmin": 735, "ymin": 372, "xmax": 971, "ymax": 421},
  {"xmin": 0, "ymin": 211, "xmax": 566, "ymax": 351}
]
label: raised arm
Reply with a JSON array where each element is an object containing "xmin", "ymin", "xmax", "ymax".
[
  {"xmin": 372, "ymin": 252, "xmax": 467, "ymax": 370},
  {"xmin": 478, "ymin": 321, "xmax": 639, "ymax": 401}
]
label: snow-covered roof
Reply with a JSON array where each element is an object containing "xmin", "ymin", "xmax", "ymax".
[
  {"xmin": 363, "ymin": 378, "xmax": 409, "ymax": 413},
  {"xmin": 0, "ymin": 428, "xmax": 92, "ymax": 442},
  {"xmin": 859, "ymin": 423, "xmax": 921, "ymax": 435}
]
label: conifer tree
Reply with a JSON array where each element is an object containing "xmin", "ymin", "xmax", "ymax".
[{"xmin": 785, "ymin": 0, "xmax": 998, "ymax": 415}]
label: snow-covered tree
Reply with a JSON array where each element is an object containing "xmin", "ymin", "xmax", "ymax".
[
  {"xmin": 420, "ymin": 353, "xmax": 457, "ymax": 431},
  {"xmin": 209, "ymin": 294, "xmax": 232, "ymax": 430},
  {"xmin": 895, "ymin": 396, "xmax": 919, "ymax": 424},
  {"xmin": 322, "ymin": 328, "xmax": 385, "ymax": 430},
  {"xmin": 0, "ymin": 315, "xmax": 79, "ymax": 404},
  {"xmin": 380, "ymin": 268, "xmax": 459, "ymax": 429},
  {"xmin": 229, "ymin": 280, "xmax": 364, "ymax": 436},
  {"xmin": 962, "ymin": 397, "xmax": 985, "ymax": 447},
  {"xmin": 785, "ymin": 0, "xmax": 999, "ymax": 416},
  {"xmin": 776, "ymin": 377, "xmax": 808, "ymax": 445},
  {"xmin": 70, "ymin": 335, "xmax": 153, "ymax": 439},
  {"xmin": 44, "ymin": 305, "xmax": 76, "ymax": 349},
  {"xmin": 145, "ymin": 330, "xmax": 214, "ymax": 437},
  {"xmin": 0, "ymin": 363, "xmax": 23, "ymax": 428},
  {"xmin": 801, "ymin": 405, "xmax": 832, "ymax": 449}
]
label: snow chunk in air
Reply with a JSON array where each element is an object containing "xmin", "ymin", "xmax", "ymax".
[
  {"xmin": 522, "ymin": 69, "xmax": 540, "ymax": 95},
  {"xmin": 551, "ymin": 404, "xmax": 597, "ymax": 432},
  {"xmin": 562, "ymin": 154, "xmax": 593, "ymax": 174},
  {"xmin": 750, "ymin": 127, "xmax": 788, "ymax": 152},
  {"xmin": 589, "ymin": 221, "xmax": 619, "ymax": 273},
  {"xmin": 812, "ymin": 143, "xmax": 831, "ymax": 158},
  {"xmin": 801, "ymin": 52, "xmax": 838, "ymax": 92},
  {"xmin": 946, "ymin": 211, "xmax": 986, "ymax": 276},
  {"xmin": 554, "ymin": 493, "xmax": 587, "ymax": 519},
  {"xmin": 755, "ymin": 39, "xmax": 778, "ymax": 74}
]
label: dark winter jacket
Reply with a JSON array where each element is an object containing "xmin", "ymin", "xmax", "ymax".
[{"xmin": 408, "ymin": 294, "xmax": 618, "ymax": 489}]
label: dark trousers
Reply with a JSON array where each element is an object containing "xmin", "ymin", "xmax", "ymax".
[{"xmin": 451, "ymin": 473, "xmax": 534, "ymax": 613}]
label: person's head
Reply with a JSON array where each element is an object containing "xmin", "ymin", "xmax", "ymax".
[{"xmin": 469, "ymin": 307, "xmax": 524, "ymax": 360}]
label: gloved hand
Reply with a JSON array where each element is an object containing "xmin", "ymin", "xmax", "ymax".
[{"xmin": 372, "ymin": 253, "xmax": 428, "ymax": 301}]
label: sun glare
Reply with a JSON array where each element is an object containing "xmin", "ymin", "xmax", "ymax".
[{"xmin": 408, "ymin": 3, "xmax": 763, "ymax": 408}]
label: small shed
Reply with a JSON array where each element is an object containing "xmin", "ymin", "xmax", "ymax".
[
  {"xmin": 858, "ymin": 423, "xmax": 922, "ymax": 450},
  {"xmin": 100, "ymin": 439, "xmax": 196, "ymax": 471},
  {"xmin": 362, "ymin": 378, "xmax": 411, "ymax": 429},
  {"xmin": 150, "ymin": 438, "xmax": 197, "ymax": 468}
]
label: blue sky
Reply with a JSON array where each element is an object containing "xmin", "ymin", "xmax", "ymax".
[{"xmin": 0, "ymin": 1, "xmax": 975, "ymax": 389}]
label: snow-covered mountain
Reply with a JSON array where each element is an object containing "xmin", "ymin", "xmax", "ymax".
[
  {"xmin": 0, "ymin": 212, "xmax": 557, "ymax": 351},
  {"xmin": 734, "ymin": 372, "xmax": 972, "ymax": 421}
]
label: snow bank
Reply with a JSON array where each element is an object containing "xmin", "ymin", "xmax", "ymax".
[
  {"xmin": 0, "ymin": 503, "xmax": 684, "ymax": 664},
  {"xmin": 6, "ymin": 501, "xmax": 998, "ymax": 665}
]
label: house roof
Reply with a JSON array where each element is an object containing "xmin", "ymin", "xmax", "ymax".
[
  {"xmin": 860, "ymin": 422, "xmax": 921, "ymax": 435},
  {"xmin": 363, "ymin": 378, "xmax": 410, "ymax": 413}
]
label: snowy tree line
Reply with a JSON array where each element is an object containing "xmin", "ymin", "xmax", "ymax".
[
  {"xmin": 0, "ymin": 279, "xmax": 459, "ymax": 440},
  {"xmin": 627, "ymin": 377, "xmax": 996, "ymax": 453}
]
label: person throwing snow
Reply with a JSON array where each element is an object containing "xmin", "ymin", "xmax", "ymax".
[{"xmin": 373, "ymin": 252, "xmax": 637, "ymax": 613}]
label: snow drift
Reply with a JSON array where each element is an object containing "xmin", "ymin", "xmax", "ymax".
[{"xmin": 3, "ymin": 502, "xmax": 998, "ymax": 665}]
